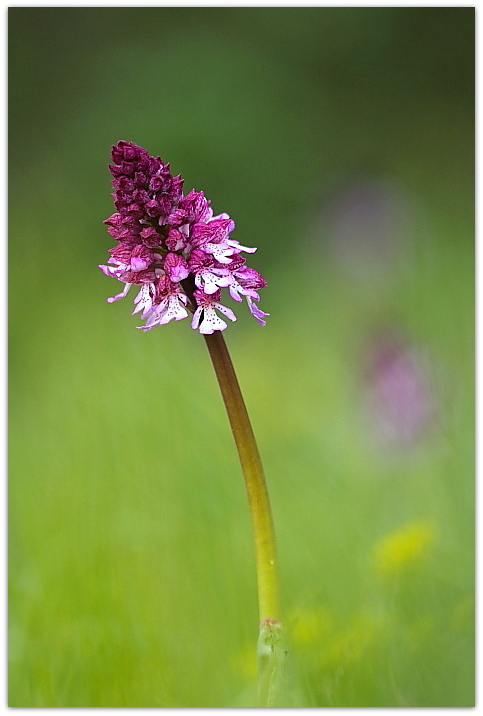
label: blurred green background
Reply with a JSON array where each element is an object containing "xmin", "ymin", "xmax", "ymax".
[{"xmin": 9, "ymin": 7, "xmax": 474, "ymax": 707}]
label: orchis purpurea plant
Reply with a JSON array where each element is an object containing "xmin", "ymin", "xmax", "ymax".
[{"xmin": 99, "ymin": 141, "xmax": 294, "ymax": 706}]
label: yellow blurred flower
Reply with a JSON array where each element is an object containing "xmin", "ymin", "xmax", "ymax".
[
  {"xmin": 324, "ymin": 614, "xmax": 377, "ymax": 668},
  {"xmin": 288, "ymin": 607, "xmax": 380, "ymax": 673},
  {"xmin": 231, "ymin": 643, "xmax": 257, "ymax": 682},
  {"xmin": 288, "ymin": 606, "xmax": 334, "ymax": 647},
  {"xmin": 372, "ymin": 520, "xmax": 436, "ymax": 574}
]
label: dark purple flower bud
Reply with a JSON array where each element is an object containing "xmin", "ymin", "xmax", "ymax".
[
  {"xmin": 132, "ymin": 189, "xmax": 150, "ymax": 205},
  {"xmin": 236, "ymin": 267, "xmax": 267, "ymax": 289},
  {"xmin": 160, "ymin": 171, "xmax": 172, "ymax": 186},
  {"xmin": 145, "ymin": 200, "xmax": 162, "ymax": 217},
  {"xmin": 134, "ymin": 172, "xmax": 148, "ymax": 187},
  {"xmin": 191, "ymin": 218, "xmax": 234, "ymax": 248},
  {"xmin": 170, "ymin": 175, "xmax": 184, "ymax": 204},
  {"xmin": 111, "ymin": 140, "xmax": 149, "ymax": 164},
  {"xmin": 210, "ymin": 217, "xmax": 235, "ymax": 238},
  {"xmin": 149, "ymin": 175, "xmax": 165, "ymax": 192},
  {"xmin": 120, "ymin": 215, "xmax": 138, "ymax": 228},
  {"xmin": 165, "ymin": 227, "xmax": 187, "ymax": 251},
  {"xmin": 107, "ymin": 225, "xmax": 123, "ymax": 239},
  {"xmin": 121, "ymin": 203, "xmax": 145, "ymax": 219},
  {"xmin": 164, "ymin": 252, "xmax": 189, "ymax": 282},
  {"xmin": 109, "ymin": 163, "xmax": 126, "ymax": 178},
  {"xmin": 110, "ymin": 140, "xmax": 132, "ymax": 164},
  {"xmin": 189, "ymin": 222, "xmax": 214, "ymax": 248},
  {"xmin": 113, "ymin": 190, "xmax": 132, "ymax": 207},
  {"xmin": 221, "ymin": 254, "xmax": 245, "ymax": 271},
  {"xmin": 113, "ymin": 177, "xmax": 135, "ymax": 193},
  {"xmin": 157, "ymin": 193, "xmax": 173, "ymax": 217},
  {"xmin": 103, "ymin": 212, "xmax": 123, "ymax": 227},
  {"xmin": 120, "ymin": 161, "xmax": 136, "ymax": 175},
  {"xmin": 121, "ymin": 145, "xmax": 138, "ymax": 162},
  {"xmin": 140, "ymin": 227, "xmax": 161, "ymax": 248},
  {"xmin": 109, "ymin": 241, "xmax": 139, "ymax": 263},
  {"xmin": 180, "ymin": 189, "xmax": 210, "ymax": 223},
  {"xmin": 188, "ymin": 248, "xmax": 214, "ymax": 273},
  {"xmin": 148, "ymin": 157, "xmax": 163, "ymax": 174},
  {"xmin": 130, "ymin": 244, "xmax": 154, "ymax": 271},
  {"xmin": 122, "ymin": 267, "xmax": 157, "ymax": 285},
  {"xmin": 119, "ymin": 228, "xmax": 139, "ymax": 241},
  {"xmin": 110, "ymin": 144, "xmax": 125, "ymax": 165},
  {"xmin": 135, "ymin": 157, "xmax": 150, "ymax": 173},
  {"xmin": 167, "ymin": 209, "xmax": 188, "ymax": 228}
]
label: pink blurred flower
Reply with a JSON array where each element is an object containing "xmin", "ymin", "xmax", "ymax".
[{"xmin": 362, "ymin": 329, "xmax": 437, "ymax": 451}]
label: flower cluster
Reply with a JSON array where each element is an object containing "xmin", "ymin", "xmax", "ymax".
[{"xmin": 99, "ymin": 141, "xmax": 268, "ymax": 334}]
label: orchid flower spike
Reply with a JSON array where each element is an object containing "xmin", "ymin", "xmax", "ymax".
[{"xmin": 100, "ymin": 141, "xmax": 269, "ymax": 333}]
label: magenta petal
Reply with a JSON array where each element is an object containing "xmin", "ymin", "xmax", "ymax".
[{"xmin": 247, "ymin": 298, "xmax": 269, "ymax": 326}]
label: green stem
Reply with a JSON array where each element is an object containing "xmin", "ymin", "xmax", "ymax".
[{"xmin": 203, "ymin": 331, "xmax": 280, "ymax": 623}]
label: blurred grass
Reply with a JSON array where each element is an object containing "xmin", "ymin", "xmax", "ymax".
[{"xmin": 9, "ymin": 7, "xmax": 474, "ymax": 707}]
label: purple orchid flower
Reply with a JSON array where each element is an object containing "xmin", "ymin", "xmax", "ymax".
[{"xmin": 100, "ymin": 141, "xmax": 269, "ymax": 333}]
